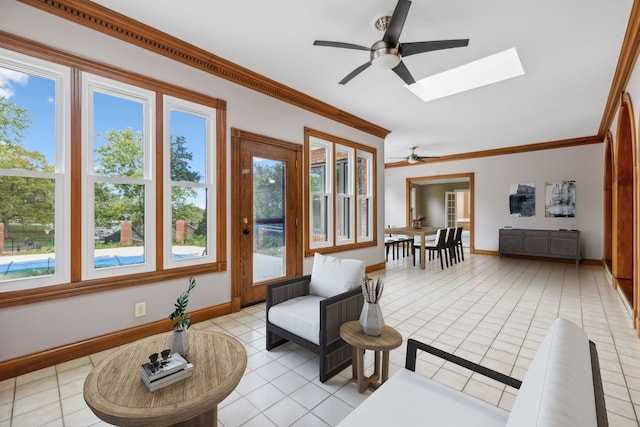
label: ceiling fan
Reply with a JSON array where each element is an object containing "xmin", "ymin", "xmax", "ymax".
[
  {"xmin": 313, "ymin": 0, "xmax": 469, "ymax": 85},
  {"xmin": 390, "ymin": 146, "xmax": 439, "ymax": 164}
]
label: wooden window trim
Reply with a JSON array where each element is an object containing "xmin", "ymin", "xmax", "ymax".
[
  {"xmin": 0, "ymin": 33, "xmax": 227, "ymax": 309},
  {"xmin": 304, "ymin": 127, "xmax": 377, "ymax": 257}
]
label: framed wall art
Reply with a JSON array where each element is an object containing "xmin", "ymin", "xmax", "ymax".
[
  {"xmin": 509, "ymin": 183, "xmax": 535, "ymax": 217},
  {"xmin": 545, "ymin": 180, "xmax": 575, "ymax": 217}
]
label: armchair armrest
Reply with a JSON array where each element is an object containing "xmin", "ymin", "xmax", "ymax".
[
  {"xmin": 320, "ymin": 287, "xmax": 364, "ymax": 347},
  {"xmin": 266, "ymin": 275, "xmax": 311, "ymax": 309},
  {"xmin": 405, "ymin": 338, "xmax": 522, "ymax": 389}
]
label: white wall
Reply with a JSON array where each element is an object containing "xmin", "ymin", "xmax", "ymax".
[
  {"xmin": 0, "ymin": 3, "xmax": 385, "ymax": 360},
  {"xmin": 385, "ymin": 144, "xmax": 604, "ymax": 260}
]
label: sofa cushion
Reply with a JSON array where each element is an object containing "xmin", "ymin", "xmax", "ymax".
[
  {"xmin": 337, "ymin": 368, "xmax": 509, "ymax": 427},
  {"xmin": 506, "ymin": 318, "xmax": 596, "ymax": 427},
  {"xmin": 309, "ymin": 253, "xmax": 366, "ymax": 298},
  {"xmin": 268, "ymin": 295, "xmax": 324, "ymax": 345}
]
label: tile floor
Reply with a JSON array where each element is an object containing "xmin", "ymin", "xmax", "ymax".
[{"xmin": 2, "ymin": 253, "xmax": 640, "ymax": 426}]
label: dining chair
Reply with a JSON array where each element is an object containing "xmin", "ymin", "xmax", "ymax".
[
  {"xmin": 454, "ymin": 226, "xmax": 464, "ymax": 262},
  {"xmin": 424, "ymin": 228, "xmax": 448, "ymax": 269}
]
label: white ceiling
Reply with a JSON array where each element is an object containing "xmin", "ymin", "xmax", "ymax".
[{"xmin": 91, "ymin": 0, "xmax": 633, "ymax": 162}]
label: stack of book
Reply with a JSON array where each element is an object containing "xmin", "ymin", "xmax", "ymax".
[{"xmin": 140, "ymin": 352, "xmax": 193, "ymax": 392}]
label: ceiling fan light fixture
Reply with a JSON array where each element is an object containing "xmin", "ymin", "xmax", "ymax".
[
  {"xmin": 407, "ymin": 156, "xmax": 418, "ymax": 164},
  {"xmin": 370, "ymin": 41, "xmax": 401, "ymax": 70}
]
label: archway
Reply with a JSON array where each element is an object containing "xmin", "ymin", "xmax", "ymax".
[
  {"xmin": 603, "ymin": 131, "xmax": 613, "ymax": 272},
  {"xmin": 613, "ymin": 93, "xmax": 635, "ymax": 322}
]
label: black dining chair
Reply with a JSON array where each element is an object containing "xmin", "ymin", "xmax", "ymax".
[
  {"xmin": 445, "ymin": 227, "xmax": 458, "ymax": 266},
  {"xmin": 424, "ymin": 229, "xmax": 448, "ymax": 269},
  {"xmin": 454, "ymin": 226, "xmax": 464, "ymax": 262}
]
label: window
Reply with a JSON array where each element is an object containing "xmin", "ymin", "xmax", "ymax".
[
  {"xmin": 163, "ymin": 96, "xmax": 217, "ymax": 268},
  {"xmin": 305, "ymin": 128, "xmax": 376, "ymax": 255},
  {"xmin": 82, "ymin": 74, "xmax": 156, "ymax": 279},
  {"xmin": 0, "ymin": 49, "xmax": 70, "ymax": 291},
  {"xmin": 336, "ymin": 145, "xmax": 354, "ymax": 244},
  {"xmin": 357, "ymin": 150, "xmax": 373, "ymax": 242},
  {"xmin": 309, "ymin": 138, "xmax": 332, "ymax": 247},
  {"xmin": 0, "ymin": 40, "xmax": 227, "ymax": 300}
]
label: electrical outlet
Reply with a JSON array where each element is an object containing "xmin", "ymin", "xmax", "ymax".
[{"xmin": 135, "ymin": 302, "xmax": 146, "ymax": 318}]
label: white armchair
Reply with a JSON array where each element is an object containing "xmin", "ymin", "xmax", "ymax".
[{"xmin": 266, "ymin": 253, "xmax": 366, "ymax": 382}]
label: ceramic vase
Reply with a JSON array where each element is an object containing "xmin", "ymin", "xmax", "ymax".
[
  {"xmin": 359, "ymin": 302, "xmax": 385, "ymax": 336},
  {"xmin": 170, "ymin": 329, "xmax": 190, "ymax": 357}
]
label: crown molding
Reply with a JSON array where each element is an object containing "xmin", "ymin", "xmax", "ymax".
[{"xmin": 17, "ymin": 0, "xmax": 390, "ymax": 139}]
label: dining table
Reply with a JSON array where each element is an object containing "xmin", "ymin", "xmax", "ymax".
[{"xmin": 386, "ymin": 226, "xmax": 439, "ymax": 269}]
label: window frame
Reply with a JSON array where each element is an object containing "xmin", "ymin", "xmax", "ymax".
[
  {"xmin": 82, "ymin": 73, "xmax": 157, "ymax": 280},
  {"xmin": 0, "ymin": 48, "xmax": 71, "ymax": 291},
  {"xmin": 304, "ymin": 127, "xmax": 377, "ymax": 256},
  {"xmin": 0, "ymin": 39, "xmax": 227, "ymax": 307},
  {"xmin": 163, "ymin": 95, "xmax": 217, "ymax": 269}
]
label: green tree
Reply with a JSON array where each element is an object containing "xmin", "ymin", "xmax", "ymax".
[
  {"xmin": 93, "ymin": 128, "xmax": 145, "ymax": 232},
  {"xmin": 0, "ymin": 97, "xmax": 54, "ymax": 228},
  {"xmin": 170, "ymin": 135, "xmax": 202, "ymax": 232},
  {"xmin": 253, "ymin": 161, "xmax": 283, "ymax": 219},
  {"xmin": 0, "ymin": 96, "xmax": 31, "ymax": 147}
]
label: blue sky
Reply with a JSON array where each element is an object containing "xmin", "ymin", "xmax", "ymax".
[{"xmin": 2, "ymin": 66, "xmax": 207, "ymax": 182}]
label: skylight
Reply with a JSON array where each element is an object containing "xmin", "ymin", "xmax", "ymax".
[{"xmin": 406, "ymin": 47, "xmax": 524, "ymax": 102}]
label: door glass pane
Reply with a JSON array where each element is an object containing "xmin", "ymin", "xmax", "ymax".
[{"xmin": 253, "ymin": 157, "xmax": 285, "ymax": 282}]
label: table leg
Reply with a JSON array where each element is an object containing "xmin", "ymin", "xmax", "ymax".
[
  {"xmin": 171, "ymin": 407, "xmax": 216, "ymax": 426},
  {"xmin": 373, "ymin": 350, "xmax": 381, "ymax": 381},
  {"xmin": 350, "ymin": 346, "xmax": 358, "ymax": 381},
  {"xmin": 356, "ymin": 348, "xmax": 367, "ymax": 393},
  {"xmin": 381, "ymin": 350, "xmax": 390, "ymax": 383},
  {"xmin": 420, "ymin": 234, "xmax": 426, "ymax": 269}
]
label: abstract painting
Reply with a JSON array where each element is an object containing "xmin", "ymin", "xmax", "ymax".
[
  {"xmin": 509, "ymin": 183, "xmax": 535, "ymax": 217},
  {"xmin": 545, "ymin": 180, "xmax": 576, "ymax": 217}
]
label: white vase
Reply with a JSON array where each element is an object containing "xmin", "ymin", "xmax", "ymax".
[
  {"xmin": 359, "ymin": 302, "xmax": 385, "ymax": 336},
  {"xmin": 170, "ymin": 329, "xmax": 190, "ymax": 357}
]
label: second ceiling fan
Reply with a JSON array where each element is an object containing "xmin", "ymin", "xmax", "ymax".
[{"xmin": 314, "ymin": 0, "xmax": 469, "ymax": 85}]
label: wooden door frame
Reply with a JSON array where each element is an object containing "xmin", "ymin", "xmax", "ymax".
[
  {"xmin": 230, "ymin": 128, "xmax": 303, "ymax": 311},
  {"xmin": 406, "ymin": 173, "xmax": 475, "ymax": 252}
]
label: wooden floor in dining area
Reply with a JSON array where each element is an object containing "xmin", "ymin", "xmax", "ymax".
[{"xmin": 2, "ymin": 252, "xmax": 639, "ymax": 426}]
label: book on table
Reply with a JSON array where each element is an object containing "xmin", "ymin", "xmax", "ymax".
[{"xmin": 140, "ymin": 352, "xmax": 193, "ymax": 392}]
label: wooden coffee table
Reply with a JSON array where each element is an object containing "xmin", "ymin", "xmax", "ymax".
[
  {"xmin": 339, "ymin": 320, "xmax": 403, "ymax": 393},
  {"xmin": 84, "ymin": 330, "xmax": 246, "ymax": 426}
]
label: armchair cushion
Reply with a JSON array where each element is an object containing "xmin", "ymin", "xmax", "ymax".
[
  {"xmin": 309, "ymin": 253, "xmax": 366, "ymax": 298},
  {"xmin": 268, "ymin": 295, "xmax": 324, "ymax": 345}
]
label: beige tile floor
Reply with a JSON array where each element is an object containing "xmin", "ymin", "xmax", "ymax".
[{"xmin": 2, "ymin": 253, "xmax": 640, "ymax": 426}]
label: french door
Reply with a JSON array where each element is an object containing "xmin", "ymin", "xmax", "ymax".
[{"xmin": 231, "ymin": 129, "xmax": 302, "ymax": 307}]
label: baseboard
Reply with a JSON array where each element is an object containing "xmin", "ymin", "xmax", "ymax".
[
  {"xmin": 475, "ymin": 249, "xmax": 598, "ymax": 265},
  {"xmin": 366, "ymin": 261, "xmax": 386, "ymax": 273},
  {"xmin": 0, "ymin": 302, "xmax": 232, "ymax": 381}
]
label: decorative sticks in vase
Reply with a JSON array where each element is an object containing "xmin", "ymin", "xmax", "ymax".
[{"xmin": 361, "ymin": 276, "xmax": 384, "ymax": 304}]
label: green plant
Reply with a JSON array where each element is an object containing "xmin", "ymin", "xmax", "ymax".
[{"xmin": 169, "ymin": 276, "xmax": 197, "ymax": 331}]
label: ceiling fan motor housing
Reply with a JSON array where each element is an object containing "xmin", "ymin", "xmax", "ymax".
[{"xmin": 370, "ymin": 40, "xmax": 401, "ymax": 69}]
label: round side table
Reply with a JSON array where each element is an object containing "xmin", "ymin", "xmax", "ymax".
[
  {"xmin": 84, "ymin": 330, "xmax": 246, "ymax": 426},
  {"xmin": 339, "ymin": 320, "xmax": 402, "ymax": 393}
]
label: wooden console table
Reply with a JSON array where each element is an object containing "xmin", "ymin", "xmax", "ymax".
[
  {"xmin": 499, "ymin": 228, "xmax": 581, "ymax": 264},
  {"xmin": 84, "ymin": 330, "xmax": 247, "ymax": 426}
]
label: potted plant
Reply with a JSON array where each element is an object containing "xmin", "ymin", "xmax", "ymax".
[
  {"xmin": 168, "ymin": 276, "xmax": 196, "ymax": 356},
  {"xmin": 413, "ymin": 215, "xmax": 424, "ymax": 229}
]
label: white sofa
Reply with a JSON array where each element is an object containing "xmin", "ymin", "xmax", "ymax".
[{"xmin": 338, "ymin": 318, "xmax": 607, "ymax": 427}]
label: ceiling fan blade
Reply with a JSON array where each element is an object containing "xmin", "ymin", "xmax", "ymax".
[
  {"xmin": 382, "ymin": 0, "xmax": 411, "ymax": 46},
  {"xmin": 401, "ymin": 39, "xmax": 469, "ymax": 57},
  {"xmin": 339, "ymin": 62, "xmax": 372, "ymax": 85},
  {"xmin": 314, "ymin": 40, "xmax": 371, "ymax": 51},
  {"xmin": 392, "ymin": 61, "xmax": 416, "ymax": 85}
]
